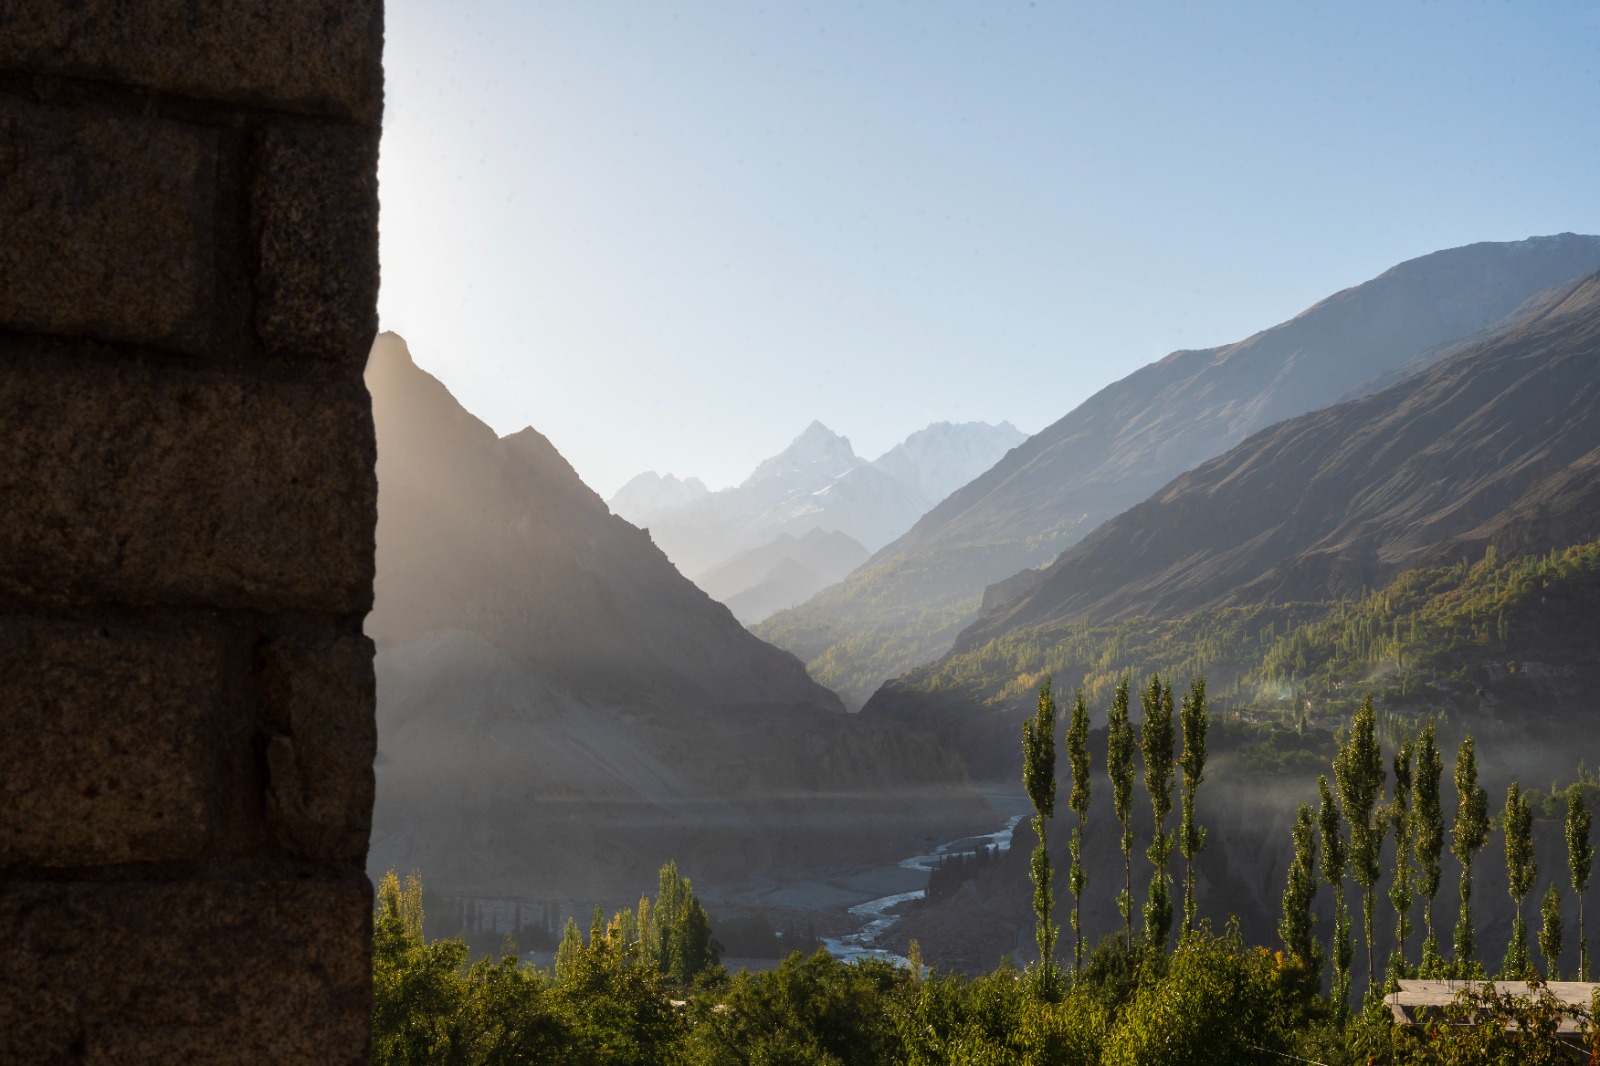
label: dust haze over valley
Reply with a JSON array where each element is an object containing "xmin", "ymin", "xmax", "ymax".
[{"xmin": 368, "ymin": 232, "xmax": 1600, "ymax": 979}]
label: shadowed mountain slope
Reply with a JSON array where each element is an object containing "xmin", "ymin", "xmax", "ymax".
[
  {"xmin": 757, "ymin": 234, "xmax": 1600, "ymax": 707},
  {"xmin": 365, "ymin": 333, "xmax": 988, "ymax": 901},
  {"xmin": 963, "ymin": 270, "xmax": 1600, "ymax": 642}
]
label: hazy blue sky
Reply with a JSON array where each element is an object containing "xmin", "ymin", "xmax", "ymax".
[{"xmin": 378, "ymin": 2, "xmax": 1600, "ymax": 498}]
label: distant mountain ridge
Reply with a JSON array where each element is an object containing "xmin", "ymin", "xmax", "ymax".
[
  {"xmin": 699, "ymin": 528, "xmax": 870, "ymax": 625},
  {"xmin": 608, "ymin": 418, "xmax": 1026, "ymax": 608},
  {"xmin": 756, "ymin": 233, "xmax": 1600, "ymax": 707},
  {"xmin": 608, "ymin": 471, "xmax": 709, "ymax": 527},
  {"xmin": 962, "ymin": 269, "xmax": 1600, "ymax": 642}
]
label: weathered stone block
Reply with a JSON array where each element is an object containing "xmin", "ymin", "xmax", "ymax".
[
  {"xmin": 253, "ymin": 125, "xmax": 380, "ymax": 365},
  {"xmin": 0, "ymin": 879, "xmax": 372, "ymax": 1064},
  {"xmin": 0, "ymin": 2, "xmax": 383, "ymax": 123},
  {"xmin": 261, "ymin": 633, "xmax": 377, "ymax": 860},
  {"xmin": 0, "ymin": 619, "xmax": 217, "ymax": 866},
  {"xmin": 0, "ymin": 354, "xmax": 376, "ymax": 613},
  {"xmin": 0, "ymin": 93, "xmax": 215, "ymax": 350}
]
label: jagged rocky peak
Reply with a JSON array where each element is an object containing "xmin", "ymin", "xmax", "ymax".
[
  {"xmin": 872, "ymin": 420, "xmax": 1029, "ymax": 505},
  {"xmin": 743, "ymin": 421, "xmax": 859, "ymax": 488}
]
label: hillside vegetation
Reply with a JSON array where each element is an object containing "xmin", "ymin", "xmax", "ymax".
[{"xmin": 868, "ymin": 539, "xmax": 1600, "ymax": 780}]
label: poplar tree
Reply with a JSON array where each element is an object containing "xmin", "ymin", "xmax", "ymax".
[
  {"xmin": 1178, "ymin": 675, "xmax": 1209, "ymax": 938},
  {"xmin": 1280, "ymin": 802, "xmax": 1321, "ymax": 976},
  {"xmin": 1140, "ymin": 673, "xmax": 1176, "ymax": 950},
  {"xmin": 1319, "ymin": 775, "xmax": 1354, "ymax": 1020},
  {"xmin": 1566, "ymin": 782, "xmax": 1593, "ymax": 979},
  {"xmin": 1502, "ymin": 782, "xmax": 1536, "ymax": 979},
  {"xmin": 1413, "ymin": 720, "xmax": 1446, "ymax": 976},
  {"xmin": 1106, "ymin": 675, "xmax": 1137, "ymax": 947},
  {"xmin": 1452, "ymin": 734, "xmax": 1490, "ymax": 973},
  {"xmin": 1335, "ymin": 697, "xmax": 1385, "ymax": 1000},
  {"xmin": 1539, "ymin": 884, "xmax": 1563, "ymax": 980},
  {"xmin": 1387, "ymin": 737, "xmax": 1415, "ymax": 981},
  {"xmin": 1066, "ymin": 686, "xmax": 1091, "ymax": 971},
  {"xmin": 1022, "ymin": 677, "xmax": 1060, "ymax": 997}
]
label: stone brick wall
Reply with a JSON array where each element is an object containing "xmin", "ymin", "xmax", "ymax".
[{"xmin": 0, "ymin": 4, "xmax": 383, "ymax": 1061}]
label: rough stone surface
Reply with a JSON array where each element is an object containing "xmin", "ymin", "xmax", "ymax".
[
  {"xmin": 0, "ymin": 93, "xmax": 216, "ymax": 350},
  {"xmin": 0, "ymin": 880, "xmax": 372, "ymax": 1064},
  {"xmin": 0, "ymin": 2, "xmax": 384, "ymax": 123},
  {"xmin": 0, "ymin": 1, "xmax": 381, "ymax": 1058},
  {"xmin": 254, "ymin": 125, "xmax": 381, "ymax": 364},
  {"xmin": 0, "ymin": 618, "xmax": 217, "ymax": 867},
  {"xmin": 261, "ymin": 634, "xmax": 377, "ymax": 861},
  {"xmin": 0, "ymin": 352, "xmax": 377, "ymax": 613}
]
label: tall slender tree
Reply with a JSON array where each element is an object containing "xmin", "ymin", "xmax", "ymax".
[
  {"xmin": 1387, "ymin": 736, "xmax": 1416, "ymax": 982},
  {"xmin": 1502, "ymin": 781, "xmax": 1536, "ymax": 979},
  {"xmin": 1539, "ymin": 884, "xmax": 1563, "ymax": 981},
  {"xmin": 1280, "ymin": 802, "xmax": 1322, "ymax": 977},
  {"xmin": 1106, "ymin": 675, "xmax": 1136, "ymax": 947},
  {"xmin": 1022, "ymin": 677, "xmax": 1060, "ymax": 997},
  {"xmin": 1452, "ymin": 734, "xmax": 1490, "ymax": 974},
  {"xmin": 1140, "ymin": 673, "xmax": 1176, "ymax": 950},
  {"xmin": 1566, "ymin": 782, "xmax": 1593, "ymax": 980},
  {"xmin": 1413, "ymin": 720, "xmax": 1446, "ymax": 976},
  {"xmin": 1178, "ymin": 675, "xmax": 1209, "ymax": 938},
  {"xmin": 1335, "ymin": 697, "xmax": 1386, "ymax": 1000},
  {"xmin": 1319, "ymin": 775, "xmax": 1354, "ymax": 1021},
  {"xmin": 1066, "ymin": 686, "xmax": 1091, "ymax": 970}
]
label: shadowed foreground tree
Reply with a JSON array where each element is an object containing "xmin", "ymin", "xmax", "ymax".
[
  {"xmin": 1319, "ymin": 774, "xmax": 1354, "ymax": 1021},
  {"xmin": 1502, "ymin": 781, "xmax": 1536, "ymax": 979},
  {"xmin": 1105, "ymin": 675, "xmax": 1137, "ymax": 948},
  {"xmin": 1335, "ymin": 698, "xmax": 1385, "ymax": 1001},
  {"xmin": 1022, "ymin": 676, "xmax": 1061, "ymax": 997},
  {"xmin": 1539, "ymin": 884, "xmax": 1563, "ymax": 981},
  {"xmin": 1386, "ymin": 736, "xmax": 1415, "ymax": 982},
  {"xmin": 1452, "ymin": 733, "xmax": 1490, "ymax": 975},
  {"xmin": 1413, "ymin": 721, "xmax": 1446, "ymax": 976},
  {"xmin": 1280, "ymin": 803, "xmax": 1321, "ymax": 979},
  {"xmin": 1568, "ymin": 781, "xmax": 1593, "ymax": 979},
  {"xmin": 1178, "ymin": 675, "xmax": 1208, "ymax": 938},
  {"xmin": 1067, "ymin": 686, "xmax": 1092, "ymax": 971},
  {"xmin": 1140, "ymin": 674, "xmax": 1176, "ymax": 950}
]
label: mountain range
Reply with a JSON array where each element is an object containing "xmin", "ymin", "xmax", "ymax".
[
  {"xmin": 610, "ymin": 419, "xmax": 1026, "ymax": 619},
  {"xmin": 968, "ymin": 270, "xmax": 1600, "ymax": 639},
  {"xmin": 363, "ymin": 333, "xmax": 988, "ymax": 903},
  {"xmin": 756, "ymin": 233, "xmax": 1600, "ymax": 708},
  {"xmin": 860, "ymin": 269, "xmax": 1600, "ymax": 978},
  {"xmin": 697, "ymin": 528, "xmax": 870, "ymax": 625}
]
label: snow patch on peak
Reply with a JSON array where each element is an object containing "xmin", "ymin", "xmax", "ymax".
[{"xmin": 743, "ymin": 422, "xmax": 858, "ymax": 489}]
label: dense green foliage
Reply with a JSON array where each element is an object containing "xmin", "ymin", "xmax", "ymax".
[{"xmin": 376, "ymin": 676, "xmax": 1600, "ymax": 1063}]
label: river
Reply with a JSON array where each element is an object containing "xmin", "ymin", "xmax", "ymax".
[{"xmin": 819, "ymin": 811, "xmax": 1026, "ymax": 964}]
